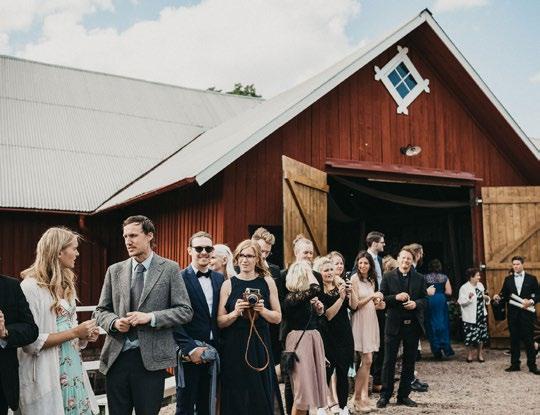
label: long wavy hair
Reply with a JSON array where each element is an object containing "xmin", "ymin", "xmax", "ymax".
[
  {"xmin": 21, "ymin": 227, "xmax": 80, "ymax": 312},
  {"xmin": 233, "ymin": 239, "xmax": 270, "ymax": 278},
  {"xmin": 354, "ymin": 250, "xmax": 377, "ymax": 285}
]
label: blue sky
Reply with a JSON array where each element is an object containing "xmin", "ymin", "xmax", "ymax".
[{"xmin": 1, "ymin": 0, "xmax": 539, "ymax": 138}]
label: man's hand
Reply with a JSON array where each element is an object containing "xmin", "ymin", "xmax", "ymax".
[
  {"xmin": 396, "ymin": 292, "xmax": 409, "ymax": 302},
  {"xmin": 126, "ymin": 312, "xmax": 152, "ymax": 326},
  {"xmin": 403, "ymin": 300, "xmax": 417, "ymax": 310},
  {"xmin": 0, "ymin": 310, "xmax": 6, "ymax": 338},
  {"xmin": 114, "ymin": 317, "xmax": 131, "ymax": 333},
  {"xmin": 189, "ymin": 346, "xmax": 208, "ymax": 364},
  {"xmin": 493, "ymin": 294, "xmax": 501, "ymax": 303},
  {"xmin": 87, "ymin": 328, "xmax": 100, "ymax": 342},
  {"xmin": 522, "ymin": 299, "xmax": 534, "ymax": 308}
]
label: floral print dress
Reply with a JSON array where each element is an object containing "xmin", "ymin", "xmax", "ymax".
[{"xmin": 57, "ymin": 299, "xmax": 92, "ymax": 414}]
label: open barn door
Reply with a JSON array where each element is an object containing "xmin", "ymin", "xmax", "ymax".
[
  {"xmin": 482, "ymin": 186, "xmax": 540, "ymax": 339},
  {"xmin": 282, "ymin": 156, "xmax": 328, "ymax": 268}
]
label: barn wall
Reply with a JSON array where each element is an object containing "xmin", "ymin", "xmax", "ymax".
[{"xmin": 222, "ymin": 37, "xmax": 532, "ymax": 248}]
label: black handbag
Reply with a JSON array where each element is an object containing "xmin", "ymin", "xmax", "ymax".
[{"xmin": 280, "ymin": 312, "xmax": 312, "ymax": 375}]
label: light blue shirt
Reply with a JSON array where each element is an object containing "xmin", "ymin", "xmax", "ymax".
[
  {"xmin": 0, "ymin": 338, "xmax": 7, "ymax": 348},
  {"xmin": 120, "ymin": 252, "xmax": 156, "ymax": 352}
]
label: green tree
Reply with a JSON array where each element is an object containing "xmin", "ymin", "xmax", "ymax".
[{"xmin": 227, "ymin": 83, "xmax": 261, "ymax": 98}]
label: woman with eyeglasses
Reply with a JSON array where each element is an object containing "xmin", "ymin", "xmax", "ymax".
[{"xmin": 217, "ymin": 240, "xmax": 282, "ymax": 415}]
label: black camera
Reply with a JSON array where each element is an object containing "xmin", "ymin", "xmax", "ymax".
[{"xmin": 243, "ymin": 288, "xmax": 262, "ymax": 306}]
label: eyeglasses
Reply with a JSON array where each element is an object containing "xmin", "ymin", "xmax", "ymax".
[
  {"xmin": 238, "ymin": 254, "xmax": 256, "ymax": 260},
  {"xmin": 192, "ymin": 246, "xmax": 214, "ymax": 253}
]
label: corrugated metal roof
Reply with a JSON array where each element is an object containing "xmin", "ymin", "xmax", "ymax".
[
  {"xmin": 99, "ymin": 9, "xmax": 540, "ymax": 211},
  {"xmin": 0, "ymin": 55, "xmax": 261, "ymax": 212}
]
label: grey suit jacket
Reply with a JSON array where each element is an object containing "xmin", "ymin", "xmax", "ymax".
[{"xmin": 95, "ymin": 254, "xmax": 193, "ymax": 374}]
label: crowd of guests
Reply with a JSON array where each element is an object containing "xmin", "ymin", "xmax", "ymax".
[{"xmin": 0, "ymin": 215, "xmax": 539, "ymax": 415}]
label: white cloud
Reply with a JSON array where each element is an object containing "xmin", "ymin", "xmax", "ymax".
[
  {"xmin": 0, "ymin": 33, "xmax": 9, "ymax": 54},
  {"xmin": 433, "ymin": 0, "xmax": 489, "ymax": 13},
  {"xmin": 11, "ymin": 0, "xmax": 363, "ymax": 97},
  {"xmin": 0, "ymin": 0, "xmax": 113, "ymax": 33},
  {"xmin": 530, "ymin": 72, "xmax": 540, "ymax": 84}
]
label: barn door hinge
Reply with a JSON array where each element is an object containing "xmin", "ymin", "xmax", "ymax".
[
  {"xmin": 479, "ymin": 263, "xmax": 486, "ymax": 270},
  {"xmin": 474, "ymin": 197, "xmax": 483, "ymax": 206}
]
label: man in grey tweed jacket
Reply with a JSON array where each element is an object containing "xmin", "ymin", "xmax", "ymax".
[{"xmin": 96, "ymin": 215, "xmax": 193, "ymax": 415}]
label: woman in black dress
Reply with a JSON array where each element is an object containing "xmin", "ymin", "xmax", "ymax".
[
  {"xmin": 217, "ymin": 239, "xmax": 282, "ymax": 415},
  {"xmin": 314, "ymin": 257, "xmax": 355, "ymax": 414}
]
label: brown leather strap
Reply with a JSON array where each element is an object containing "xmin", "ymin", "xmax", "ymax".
[{"xmin": 244, "ymin": 308, "xmax": 270, "ymax": 372}]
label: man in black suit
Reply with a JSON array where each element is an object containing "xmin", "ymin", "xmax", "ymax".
[
  {"xmin": 377, "ymin": 247, "xmax": 427, "ymax": 408},
  {"xmin": 0, "ymin": 274, "xmax": 39, "ymax": 415},
  {"xmin": 366, "ymin": 231, "xmax": 385, "ymax": 392},
  {"xmin": 493, "ymin": 256, "xmax": 539, "ymax": 374},
  {"xmin": 174, "ymin": 231, "xmax": 225, "ymax": 415}
]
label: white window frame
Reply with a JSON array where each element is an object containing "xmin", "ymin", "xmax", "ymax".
[{"xmin": 374, "ymin": 45, "xmax": 430, "ymax": 115}]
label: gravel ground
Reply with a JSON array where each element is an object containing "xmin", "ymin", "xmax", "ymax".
[{"xmin": 160, "ymin": 341, "xmax": 540, "ymax": 415}]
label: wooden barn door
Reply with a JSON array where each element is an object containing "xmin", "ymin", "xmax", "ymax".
[
  {"xmin": 282, "ymin": 156, "xmax": 328, "ymax": 268},
  {"xmin": 482, "ymin": 186, "xmax": 540, "ymax": 339}
]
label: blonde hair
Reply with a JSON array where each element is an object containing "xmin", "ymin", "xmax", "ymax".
[
  {"xmin": 286, "ymin": 261, "xmax": 312, "ymax": 292},
  {"xmin": 233, "ymin": 240, "xmax": 270, "ymax": 278},
  {"xmin": 21, "ymin": 227, "xmax": 80, "ymax": 312},
  {"xmin": 213, "ymin": 244, "xmax": 236, "ymax": 279},
  {"xmin": 382, "ymin": 255, "xmax": 398, "ymax": 273},
  {"xmin": 293, "ymin": 234, "xmax": 313, "ymax": 256},
  {"xmin": 312, "ymin": 256, "xmax": 333, "ymax": 273},
  {"xmin": 251, "ymin": 227, "xmax": 276, "ymax": 245}
]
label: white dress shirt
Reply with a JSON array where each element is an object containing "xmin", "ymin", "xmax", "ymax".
[
  {"xmin": 191, "ymin": 264, "xmax": 214, "ymax": 342},
  {"xmin": 514, "ymin": 273, "xmax": 525, "ymax": 296},
  {"xmin": 368, "ymin": 249, "xmax": 382, "ymax": 288}
]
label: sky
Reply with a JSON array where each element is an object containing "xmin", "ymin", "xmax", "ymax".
[{"xmin": 1, "ymin": 0, "xmax": 539, "ymax": 138}]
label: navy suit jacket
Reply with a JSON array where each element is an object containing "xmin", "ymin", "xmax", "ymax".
[{"xmin": 173, "ymin": 267, "xmax": 224, "ymax": 355}]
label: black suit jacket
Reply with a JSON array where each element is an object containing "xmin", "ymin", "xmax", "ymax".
[
  {"xmin": 380, "ymin": 268, "xmax": 427, "ymax": 336},
  {"xmin": 0, "ymin": 275, "xmax": 38, "ymax": 410},
  {"xmin": 173, "ymin": 267, "xmax": 224, "ymax": 355},
  {"xmin": 499, "ymin": 273, "xmax": 539, "ymax": 322}
]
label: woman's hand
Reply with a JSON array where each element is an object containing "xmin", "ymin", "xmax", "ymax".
[
  {"xmin": 483, "ymin": 295, "xmax": 491, "ymax": 305},
  {"xmin": 233, "ymin": 299, "xmax": 250, "ymax": 317},
  {"xmin": 338, "ymin": 284, "xmax": 347, "ymax": 300},
  {"xmin": 87, "ymin": 327, "xmax": 100, "ymax": 342},
  {"xmin": 253, "ymin": 299, "xmax": 266, "ymax": 313},
  {"xmin": 468, "ymin": 292, "xmax": 475, "ymax": 300},
  {"xmin": 73, "ymin": 319, "xmax": 97, "ymax": 340},
  {"xmin": 311, "ymin": 297, "xmax": 325, "ymax": 315},
  {"xmin": 373, "ymin": 291, "xmax": 384, "ymax": 300},
  {"xmin": 375, "ymin": 300, "xmax": 386, "ymax": 310}
]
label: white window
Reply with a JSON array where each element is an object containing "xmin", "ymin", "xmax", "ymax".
[{"xmin": 374, "ymin": 45, "xmax": 430, "ymax": 115}]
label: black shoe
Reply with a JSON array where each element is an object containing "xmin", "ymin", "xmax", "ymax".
[
  {"xmin": 397, "ymin": 397, "xmax": 418, "ymax": 407},
  {"xmin": 529, "ymin": 367, "xmax": 540, "ymax": 375},
  {"xmin": 412, "ymin": 378, "xmax": 429, "ymax": 388},
  {"xmin": 410, "ymin": 382, "xmax": 428, "ymax": 392},
  {"xmin": 376, "ymin": 397, "xmax": 389, "ymax": 408},
  {"xmin": 505, "ymin": 366, "xmax": 520, "ymax": 372}
]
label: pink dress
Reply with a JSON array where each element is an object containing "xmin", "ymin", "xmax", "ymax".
[{"xmin": 351, "ymin": 277, "xmax": 380, "ymax": 353}]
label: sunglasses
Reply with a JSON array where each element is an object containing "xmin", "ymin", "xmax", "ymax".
[{"xmin": 192, "ymin": 246, "xmax": 214, "ymax": 253}]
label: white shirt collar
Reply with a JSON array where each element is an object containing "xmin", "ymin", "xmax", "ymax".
[
  {"xmin": 132, "ymin": 251, "xmax": 154, "ymax": 273},
  {"xmin": 191, "ymin": 263, "xmax": 209, "ymax": 274}
]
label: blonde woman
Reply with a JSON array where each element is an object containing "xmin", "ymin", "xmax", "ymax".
[
  {"xmin": 210, "ymin": 244, "xmax": 236, "ymax": 279},
  {"xmin": 328, "ymin": 251, "xmax": 346, "ymax": 280},
  {"xmin": 283, "ymin": 261, "xmax": 326, "ymax": 415},
  {"xmin": 350, "ymin": 251, "xmax": 384, "ymax": 413},
  {"xmin": 314, "ymin": 258, "xmax": 355, "ymax": 415},
  {"xmin": 18, "ymin": 227, "xmax": 99, "ymax": 415}
]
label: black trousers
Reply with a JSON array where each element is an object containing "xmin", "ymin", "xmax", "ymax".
[
  {"xmin": 0, "ymin": 385, "xmax": 7, "ymax": 415},
  {"xmin": 175, "ymin": 362, "xmax": 211, "ymax": 415},
  {"xmin": 509, "ymin": 314, "xmax": 537, "ymax": 369},
  {"xmin": 381, "ymin": 321, "xmax": 420, "ymax": 401},
  {"xmin": 371, "ymin": 312, "xmax": 385, "ymax": 385},
  {"xmin": 106, "ymin": 348, "xmax": 166, "ymax": 415},
  {"xmin": 326, "ymin": 360, "xmax": 349, "ymax": 409}
]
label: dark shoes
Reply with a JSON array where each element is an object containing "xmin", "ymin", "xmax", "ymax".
[
  {"xmin": 529, "ymin": 367, "xmax": 540, "ymax": 375},
  {"xmin": 397, "ymin": 397, "xmax": 418, "ymax": 407},
  {"xmin": 376, "ymin": 397, "xmax": 389, "ymax": 408},
  {"xmin": 411, "ymin": 378, "xmax": 428, "ymax": 392},
  {"xmin": 505, "ymin": 366, "xmax": 520, "ymax": 372}
]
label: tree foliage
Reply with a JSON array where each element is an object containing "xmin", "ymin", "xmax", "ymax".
[{"xmin": 207, "ymin": 83, "xmax": 262, "ymax": 98}]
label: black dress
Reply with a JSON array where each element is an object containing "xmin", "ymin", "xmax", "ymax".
[
  {"xmin": 319, "ymin": 287, "xmax": 354, "ymax": 409},
  {"xmin": 220, "ymin": 276, "xmax": 282, "ymax": 415}
]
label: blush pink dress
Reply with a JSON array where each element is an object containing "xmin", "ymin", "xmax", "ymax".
[{"xmin": 351, "ymin": 277, "xmax": 380, "ymax": 353}]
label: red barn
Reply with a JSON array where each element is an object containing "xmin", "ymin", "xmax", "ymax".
[{"xmin": 1, "ymin": 10, "xmax": 538, "ymax": 341}]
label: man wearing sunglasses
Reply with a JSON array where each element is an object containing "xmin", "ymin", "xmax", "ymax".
[{"xmin": 174, "ymin": 231, "xmax": 224, "ymax": 415}]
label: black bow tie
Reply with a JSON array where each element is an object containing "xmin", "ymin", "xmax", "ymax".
[{"xmin": 197, "ymin": 270, "xmax": 211, "ymax": 278}]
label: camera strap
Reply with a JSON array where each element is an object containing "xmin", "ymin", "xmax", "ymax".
[
  {"xmin": 291, "ymin": 310, "xmax": 313, "ymax": 352},
  {"xmin": 244, "ymin": 308, "xmax": 270, "ymax": 372}
]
